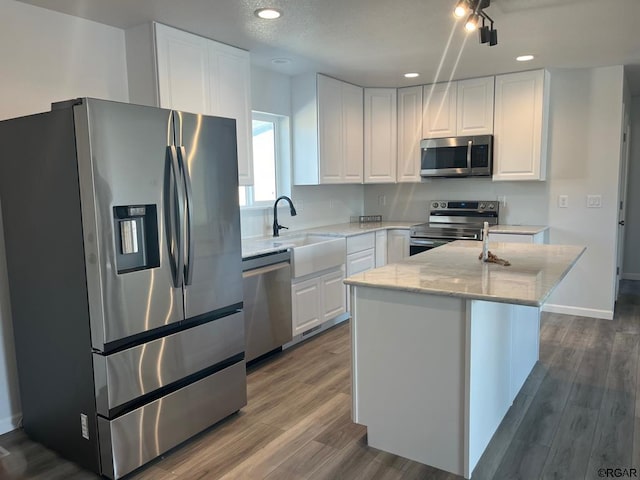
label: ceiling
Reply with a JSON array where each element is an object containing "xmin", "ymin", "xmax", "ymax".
[{"xmin": 16, "ymin": 0, "xmax": 640, "ymax": 93}]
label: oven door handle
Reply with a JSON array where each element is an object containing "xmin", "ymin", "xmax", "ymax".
[
  {"xmin": 411, "ymin": 234, "xmax": 479, "ymax": 242},
  {"xmin": 410, "ymin": 239, "xmax": 439, "ymax": 246}
]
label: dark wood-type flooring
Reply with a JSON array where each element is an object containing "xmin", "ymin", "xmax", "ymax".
[{"xmin": 2, "ymin": 280, "xmax": 640, "ymax": 479}]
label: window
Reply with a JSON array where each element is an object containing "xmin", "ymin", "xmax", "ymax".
[{"xmin": 239, "ymin": 112, "xmax": 290, "ymax": 207}]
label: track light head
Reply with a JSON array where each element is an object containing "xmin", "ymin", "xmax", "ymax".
[
  {"xmin": 479, "ymin": 25, "xmax": 490, "ymax": 43},
  {"xmin": 489, "ymin": 28, "xmax": 498, "ymax": 46}
]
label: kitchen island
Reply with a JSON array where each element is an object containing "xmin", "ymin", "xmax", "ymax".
[{"xmin": 344, "ymin": 240, "xmax": 585, "ymax": 479}]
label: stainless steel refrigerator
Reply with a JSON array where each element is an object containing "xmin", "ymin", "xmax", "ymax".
[{"xmin": 0, "ymin": 98, "xmax": 246, "ymax": 479}]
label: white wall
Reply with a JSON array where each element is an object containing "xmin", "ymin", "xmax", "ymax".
[
  {"xmin": 543, "ymin": 66, "xmax": 624, "ymax": 319},
  {"xmin": 623, "ymin": 95, "xmax": 640, "ymax": 277},
  {"xmin": 363, "ymin": 180, "xmax": 549, "ymax": 225},
  {"xmin": 242, "ymin": 66, "xmax": 364, "ymax": 238},
  {"xmin": 0, "ymin": 0, "xmax": 129, "ymax": 434}
]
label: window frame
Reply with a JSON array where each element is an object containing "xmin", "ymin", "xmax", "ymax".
[{"xmin": 240, "ymin": 111, "xmax": 291, "ymax": 208}]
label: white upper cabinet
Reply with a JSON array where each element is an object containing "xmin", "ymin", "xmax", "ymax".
[
  {"xmin": 422, "ymin": 77, "xmax": 494, "ymax": 139},
  {"xmin": 422, "ymin": 82, "xmax": 457, "ymax": 138},
  {"xmin": 154, "ymin": 24, "xmax": 210, "ymax": 114},
  {"xmin": 493, "ymin": 70, "xmax": 550, "ymax": 181},
  {"xmin": 292, "ymin": 73, "xmax": 364, "ymax": 185},
  {"xmin": 456, "ymin": 77, "xmax": 494, "ymax": 136},
  {"xmin": 364, "ymin": 88, "xmax": 397, "ymax": 183},
  {"xmin": 397, "ymin": 86, "xmax": 423, "ymax": 183},
  {"xmin": 126, "ymin": 22, "xmax": 254, "ymax": 186},
  {"xmin": 208, "ymin": 43, "xmax": 253, "ymax": 186}
]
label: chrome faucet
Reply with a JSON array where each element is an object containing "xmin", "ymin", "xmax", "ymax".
[{"xmin": 273, "ymin": 195, "xmax": 297, "ymax": 237}]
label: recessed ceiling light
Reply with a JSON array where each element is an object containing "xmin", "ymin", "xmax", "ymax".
[
  {"xmin": 271, "ymin": 58, "xmax": 292, "ymax": 65},
  {"xmin": 516, "ymin": 55, "xmax": 535, "ymax": 62},
  {"xmin": 404, "ymin": 73, "xmax": 420, "ymax": 78},
  {"xmin": 255, "ymin": 8, "xmax": 282, "ymax": 19}
]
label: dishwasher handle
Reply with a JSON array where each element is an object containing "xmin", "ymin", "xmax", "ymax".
[{"xmin": 242, "ymin": 261, "xmax": 290, "ymax": 278}]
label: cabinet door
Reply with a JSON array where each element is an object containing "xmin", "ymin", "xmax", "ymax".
[
  {"xmin": 209, "ymin": 43, "xmax": 253, "ymax": 186},
  {"xmin": 346, "ymin": 249, "xmax": 376, "ymax": 276},
  {"xmin": 422, "ymin": 82, "xmax": 457, "ymax": 138},
  {"xmin": 397, "ymin": 86, "xmax": 423, "ymax": 183},
  {"xmin": 457, "ymin": 77, "xmax": 494, "ymax": 136},
  {"xmin": 375, "ymin": 230, "xmax": 387, "ymax": 267},
  {"xmin": 292, "ymin": 277, "xmax": 322, "ymax": 336},
  {"xmin": 318, "ymin": 75, "xmax": 344, "ymax": 183},
  {"xmin": 342, "ymin": 82, "xmax": 364, "ymax": 183},
  {"xmin": 364, "ymin": 88, "xmax": 397, "ymax": 183},
  {"xmin": 321, "ymin": 269, "xmax": 346, "ymax": 322},
  {"xmin": 493, "ymin": 70, "xmax": 549, "ymax": 181},
  {"xmin": 155, "ymin": 23, "xmax": 210, "ymax": 113},
  {"xmin": 387, "ymin": 229, "xmax": 410, "ymax": 263}
]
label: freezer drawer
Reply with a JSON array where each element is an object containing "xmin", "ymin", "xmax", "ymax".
[
  {"xmin": 93, "ymin": 312, "xmax": 244, "ymax": 415},
  {"xmin": 98, "ymin": 360, "xmax": 246, "ymax": 479}
]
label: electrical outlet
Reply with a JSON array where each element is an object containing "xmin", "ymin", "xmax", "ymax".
[
  {"xmin": 587, "ymin": 195, "xmax": 602, "ymax": 208},
  {"xmin": 558, "ymin": 195, "xmax": 569, "ymax": 208},
  {"xmin": 497, "ymin": 195, "xmax": 507, "ymax": 208},
  {"xmin": 378, "ymin": 195, "xmax": 386, "ymax": 206}
]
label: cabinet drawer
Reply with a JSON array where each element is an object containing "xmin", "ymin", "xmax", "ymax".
[
  {"xmin": 347, "ymin": 232, "xmax": 375, "ymax": 255},
  {"xmin": 347, "ymin": 248, "xmax": 376, "ymax": 276},
  {"xmin": 93, "ymin": 312, "xmax": 244, "ymax": 416},
  {"xmin": 98, "ymin": 361, "xmax": 246, "ymax": 479}
]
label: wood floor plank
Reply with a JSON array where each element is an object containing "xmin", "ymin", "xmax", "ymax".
[
  {"xmin": 540, "ymin": 404, "xmax": 599, "ymax": 480},
  {"xmin": 216, "ymin": 393, "xmax": 351, "ymax": 480},
  {"xmin": 470, "ymin": 392, "xmax": 534, "ymax": 480},
  {"xmin": 492, "ymin": 439, "xmax": 550, "ymax": 480},
  {"xmin": 512, "ymin": 329, "xmax": 587, "ymax": 447},
  {"xmin": 158, "ymin": 421, "xmax": 284, "ymax": 478},
  {"xmin": 262, "ymin": 441, "xmax": 339, "ymax": 480},
  {"xmin": 586, "ymin": 333, "xmax": 639, "ymax": 479}
]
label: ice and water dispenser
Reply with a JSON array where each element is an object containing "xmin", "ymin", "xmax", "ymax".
[{"xmin": 114, "ymin": 205, "xmax": 160, "ymax": 274}]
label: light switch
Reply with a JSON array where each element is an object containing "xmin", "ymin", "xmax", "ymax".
[
  {"xmin": 558, "ymin": 195, "xmax": 569, "ymax": 208},
  {"xmin": 587, "ymin": 195, "xmax": 602, "ymax": 208}
]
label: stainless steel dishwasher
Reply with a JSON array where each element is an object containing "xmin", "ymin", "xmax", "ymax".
[{"xmin": 242, "ymin": 250, "xmax": 292, "ymax": 363}]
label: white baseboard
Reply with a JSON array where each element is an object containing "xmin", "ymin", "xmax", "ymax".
[
  {"xmin": 622, "ymin": 273, "xmax": 640, "ymax": 281},
  {"xmin": 542, "ymin": 304, "xmax": 613, "ymax": 320},
  {"xmin": 0, "ymin": 413, "xmax": 21, "ymax": 435}
]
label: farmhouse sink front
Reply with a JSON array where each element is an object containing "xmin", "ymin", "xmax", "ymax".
[{"xmin": 275, "ymin": 235, "xmax": 346, "ymax": 278}]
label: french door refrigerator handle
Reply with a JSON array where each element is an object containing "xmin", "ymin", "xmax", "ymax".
[
  {"xmin": 165, "ymin": 145, "xmax": 185, "ymax": 287},
  {"xmin": 176, "ymin": 145, "xmax": 195, "ymax": 286}
]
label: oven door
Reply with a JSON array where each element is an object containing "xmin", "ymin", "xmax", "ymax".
[{"xmin": 409, "ymin": 238, "xmax": 451, "ymax": 255}]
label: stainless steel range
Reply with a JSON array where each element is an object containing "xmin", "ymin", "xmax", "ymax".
[{"xmin": 409, "ymin": 200, "xmax": 499, "ymax": 255}]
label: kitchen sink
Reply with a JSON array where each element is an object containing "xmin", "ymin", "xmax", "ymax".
[{"xmin": 275, "ymin": 234, "xmax": 346, "ymax": 278}]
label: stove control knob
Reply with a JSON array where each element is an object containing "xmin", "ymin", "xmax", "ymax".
[
  {"xmin": 488, "ymin": 203, "xmax": 495, "ymax": 210},
  {"xmin": 432, "ymin": 202, "xmax": 439, "ymax": 209},
  {"xmin": 439, "ymin": 202, "xmax": 447, "ymax": 208},
  {"xmin": 479, "ymin": 203, "xmax": 486, "ymax": 210}
]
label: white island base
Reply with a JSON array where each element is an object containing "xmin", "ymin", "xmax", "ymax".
[{"xmin": 351, "ymin": 286, "xmax": 540, "ymax": 479}]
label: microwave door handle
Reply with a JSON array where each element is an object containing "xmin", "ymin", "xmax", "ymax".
[{"xmin": 467, "ymin": 139, "xmax": 473, "ymax": 171}]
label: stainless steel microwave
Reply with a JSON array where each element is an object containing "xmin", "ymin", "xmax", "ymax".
[{"xmin": 420, "ymin": 135, "xmax": 493, "ymax": 178}]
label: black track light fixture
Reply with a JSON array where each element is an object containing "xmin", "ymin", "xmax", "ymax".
[{"xmin": 453, "ymin": 0, "xmax": 498, "ymax": 46}]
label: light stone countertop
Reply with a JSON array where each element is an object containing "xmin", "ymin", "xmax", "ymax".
[
  {"xmin": 344, "ymin": 240, "xmax": 585, "ymax": 307},
  {"xmin": 489, "ymin": 225, "xmax": 549, "ymax": 235},
  {"xmin": 242, "ymin": 221, "xmax": 419, "ymax": 259}
]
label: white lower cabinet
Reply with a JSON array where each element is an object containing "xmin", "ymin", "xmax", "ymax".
[
  {"xmin": 488, "ymin": 232, "xmax": 545, "ymax": 244},
  {"xmin": 375, "ymin": 230, "xmax": 387, "ymax": 267},
  {"xmin": 387, "ymin": 229, "xmax": 410, "ymax": 263},
  {"xmin": 292, "ymin": 266, "xmax": 346, "ymax": 336},
  {"xmin": 346, "ymin": 249, "xmax": 376, "ymax": 276}
]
